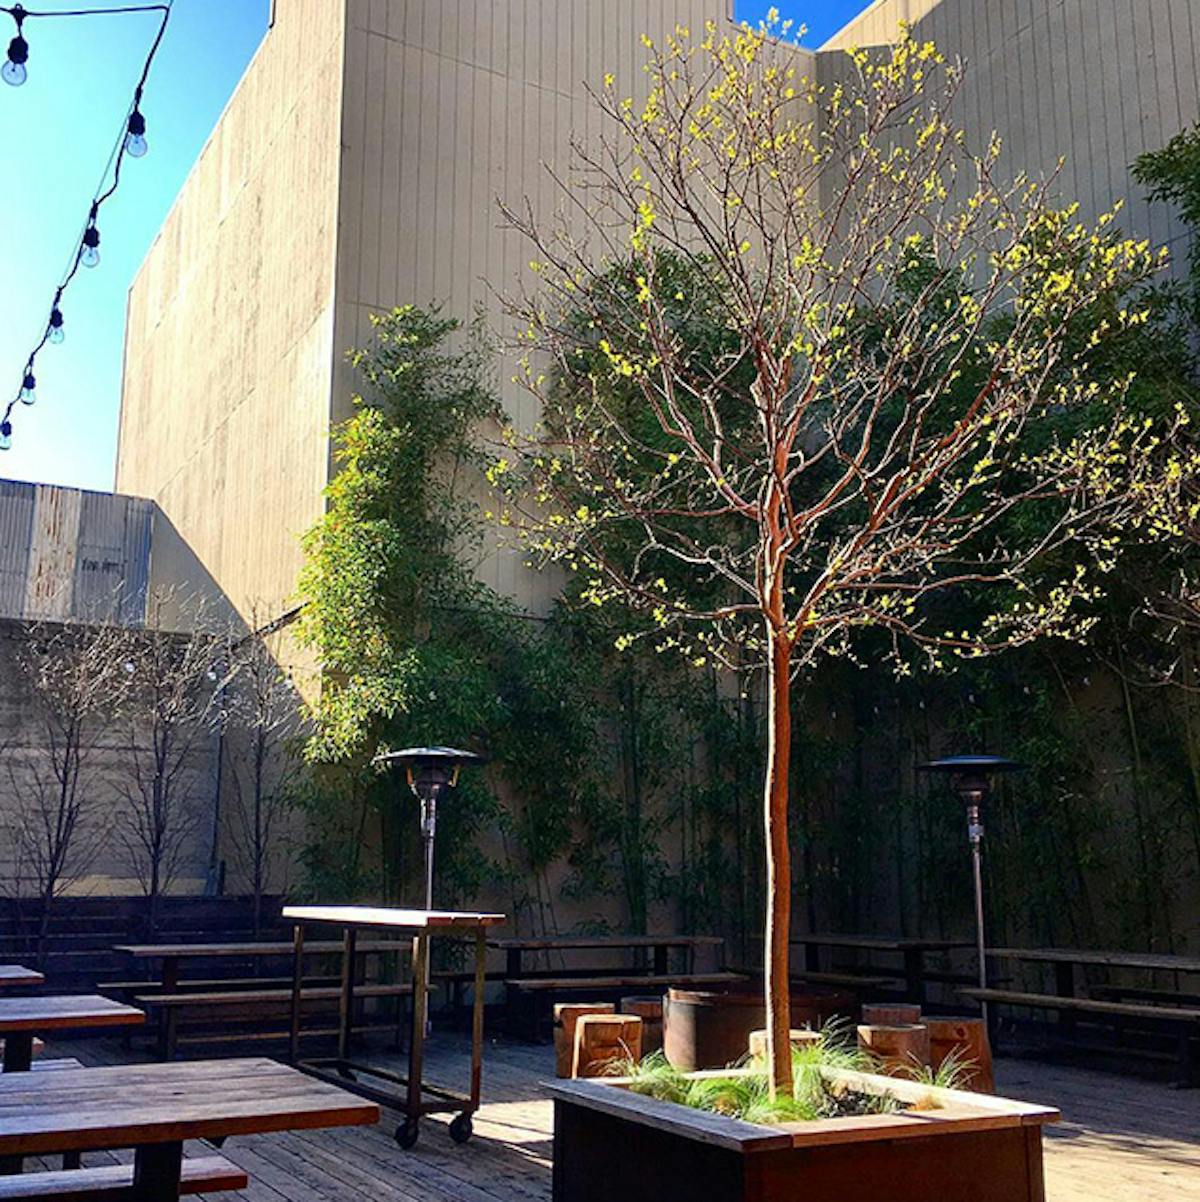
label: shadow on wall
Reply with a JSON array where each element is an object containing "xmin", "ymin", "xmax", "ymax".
[{"xmin": 0, "ymin": 479, "xmax": 306, "ymax": 917}]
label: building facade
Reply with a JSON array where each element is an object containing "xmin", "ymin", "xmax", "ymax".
[{"xmin": 116, "ymin": 0, "xmax": 1199, "ymax": 645}]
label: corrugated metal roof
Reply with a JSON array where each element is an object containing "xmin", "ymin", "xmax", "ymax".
[{"xmin": 0, "ymin": 479, "xmax": 153, "ymax": 627}]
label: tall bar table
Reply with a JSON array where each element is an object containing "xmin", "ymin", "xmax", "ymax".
[{"xmin": 282, "ymin": 905, "xmax": 504, "ymax": 1149}]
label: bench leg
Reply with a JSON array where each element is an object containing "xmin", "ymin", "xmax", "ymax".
[
  {"xmin": 132, "ymin": 1140, "xmax": 183, "ymax": 1202},
  {"xmin": 62, "ymin": 1151, "xmax": 82, "ymax": 1170},
  {"xmin": 1173, "ymin": 1030, "xmax": 1196, "ymax": 1089},
  {"xmin": 159, "ymin": 1010, "xmax": 179, "ymax": 1061}
]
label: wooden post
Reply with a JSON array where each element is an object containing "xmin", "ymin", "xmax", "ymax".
[
  {"xmin": 620, "ymin": 996, "xmax": 664, "ymax": 1055},
  {"xmin": 572, "ymin": 1014, "xmax": 643, "ymax": 1079},
  {"xmin": 862, "ymin": 1003, "xmax": 922, "ymax": 1026},
  {"xmin": 926, "ymin": 1016, "xmax": 994, "ymax": 1092},
  {"xmin": 856, "ymin": 1023, "xmax": 930, "ymax": 1077},
  {"xmin": 554, "ymin": 1003, "xmax": 616, "ymax": 1077}
]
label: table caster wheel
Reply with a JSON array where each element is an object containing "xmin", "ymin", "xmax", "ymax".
[
  {"xmin": 395, "ymin": 1119, "xmax": 420, "ymax": 1149},
  {"xmin": 449, "ymin": 1114, "xmax": 473, "ymax": 1144}
]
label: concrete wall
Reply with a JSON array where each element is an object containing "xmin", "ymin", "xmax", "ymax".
[
  {"xmin": 820, "ymin": 0, "xmax": 1200, "ymax": 265},
  {"xmin": 333, "ymin": 0, "xmax": 744, "ymax": 613},
  {"xmin": 0, "ymin": 618, "xmax": 216, "ymax": 897},
  {"xmin": 115, "ymin": 0, "xmax": 347, "ymax": 646}
]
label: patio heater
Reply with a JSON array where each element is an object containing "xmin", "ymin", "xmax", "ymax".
[
  {"xmin": 371, "ymin": 746, "xmax": 487, "ymax": 913},
  {"xmin": 917, "ymin": 755, "xmax": 1023, "ymax": 1025},
  {"xmin": 373, "ymin": 746, "xmax": 486, "ymax": 1035}
]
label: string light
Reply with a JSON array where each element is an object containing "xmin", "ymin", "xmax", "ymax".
[
  {"xmin": 125, "ymin": 104, "xmax": 146, "ymax": 156},
  {"xmin": 2, "ymin": 5, "xmax": 26, "ymax": 86},
  {"xmin": 81, "ymin": 214, "xmax": 101, "ymax": 268},
  {"xmin": 0, "ymin": 1, "xmax": 172, "ymax": 451}
]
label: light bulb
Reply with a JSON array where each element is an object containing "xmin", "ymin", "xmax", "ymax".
[
  {"xmin": 19, "ymin": 373, "xmax": 35, "ymax": 406},
  {"xmin": 48, "ymin": 308, "xmax": 64, "ymax": 345},
  {"xmin": 3, "ymin": 35, "xmax": 27, "ymax": 88},
  {"xmin": 0, "ymin": 422, "xmax": 11, "ymax": 452},
  {"xmin": 81, "ymin": 227, "xmax": 101, "ymax": 269},
  {"xmin": 125, "ymin": 110, "xmax": 148, "ymax": 158}
]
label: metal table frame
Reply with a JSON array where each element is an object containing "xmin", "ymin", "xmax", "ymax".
[{"xmin": 283, "ymin": 907, "xmax": 501, "ymax": 1149}]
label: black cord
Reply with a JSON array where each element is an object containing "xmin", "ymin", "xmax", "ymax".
[{"xmin": 1, "ymin": 0, "xmax": 173, "ymax": 436}]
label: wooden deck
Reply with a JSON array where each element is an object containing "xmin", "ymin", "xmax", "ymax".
[{"xmin": 38, "ymin": 1032, "xmax": 1200, "ymax": 1202}]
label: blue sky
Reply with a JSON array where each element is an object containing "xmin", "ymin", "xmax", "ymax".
[{"xmin": 0, "ymin": 1, "xmax": 866, "ymax": 492}]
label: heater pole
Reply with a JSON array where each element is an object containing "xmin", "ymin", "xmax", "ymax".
[
  {"xmin": 967, "ymin": 800, "xmax": 989, "ymax": 1028},
  {"xmin": 421, "ymin": 797, "xmax": 436, "ymax": 1035}
]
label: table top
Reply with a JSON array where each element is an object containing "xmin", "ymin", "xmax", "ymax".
[
  {"xmin": 790, "ymin": 934, "xmax": 972, "ymax": 952},
  {"xmin": 0, "ymin": 1057, "xmax": 379, "ymax": 1157},
  {"xmin": 488, "ymin": 935, "xmax": 724, "ymax": 951},
  {"xmin": 0, "ymin": 965, "xmax": 43, "ymax": 988},
  {"xmin": 0, "ymin": 995, "xmax": 144, "ymax": 1034},
  {"xmin": 283, "ymin": 906, "xmax": 506, "ymax": 931},
  {"xmin": 990, "ymin": 947, "xmax": 1200, "ymax": 973},
  {"xmin": 114, "ymin": 939, "xmax": 413, "ymax": 959}
]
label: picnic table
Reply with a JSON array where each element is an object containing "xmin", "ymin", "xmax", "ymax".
[
  {"xmin": 988, "ymin": 947, "xmax": 1200, "ymax": 1013},
  {"xmin": 283, "ymin": 905, "xmax": 505, "ymax": 1149},
  {"xmin": 113, "ymin": 938, "xmax": 411, "ymax": 990},
  {"xmin": 0, "ymin": 969, "xmax": 41, "ymax": 991},
  {"xmin": 791, "ymin": 935, "xmax": 973, "ymax": 1002},
  {"xmin": 0, "ymin": 996, "xmax": 143, "ymax": 1073},
  {"xmin": 0, "ymin": 1056, "xmax": 378, "ymax": 1197},
  {"xmin": 489, "ymin": 934, "xmax": 724, "ymax": 978}
]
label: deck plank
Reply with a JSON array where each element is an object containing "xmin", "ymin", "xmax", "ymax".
[{"xmin": 39, "ymin": 1032, "xmax": 1199, "ymax": 1202}]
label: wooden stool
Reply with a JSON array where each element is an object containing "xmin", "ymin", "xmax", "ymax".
[
  {"xmin": 554, "ymin": 1003, "xmax": 615, "ymax": 1078},
  {"xmin": 572, "ymin": 1014, "xmax": 643, "ymax": 1079},
  {"xmin": 620, "ymin": 996, "xmax": 664, "ymax": 1054},
  {"xmin": 925, "ymin": 1016, "xmax": 994, "ymax": 1093},
  {"xmin": 747, "ymin": 1028, "xmax": 822, "ymax": 1060},
  {"xmin": 861, "ymin": 1003, "xmax": 921, "ymax": 1026},
  {"xmin": 857, "ymin": 1023, "xmax": 930, "ymax": 1077}
]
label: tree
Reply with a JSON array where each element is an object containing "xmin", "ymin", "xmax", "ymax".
[
  {"xmin": 5, "ymin": 620, "xmax": 126, "ymax": 962},
  {"xmin": 498, "ymin": 16, "xmax": 1164, "ymax": 1094},
  {"xmin": 115, "ymin": 592, "xmax": 225, "ymax": 934},
  {"xmin": 224, "ymin": 621, "xmax": 304, "ymax": 934},
  {"xmin": 295, "ymin": 307, "xmax": 593, "ymax": 915}
]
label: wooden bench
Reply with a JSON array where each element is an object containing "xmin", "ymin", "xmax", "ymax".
[
  {"xmin": 101, "ymin": 975, "xmax": 341, "ymax": 999},
  {"xmin": 1093, "ymin": 984, "xmax": 1200, "ymax": 1007},
  {"xmin": 792, "ymin": 971, "xmax": 894, "ymax": 991},
  {"xmin": 960, "ymin": 987, "xmax": 1200, "ymax": 1083},
  {"xmin": 506, "ymin": 972, "xmax": 747, "ymax": 1041},
  {"xmin": 0, "ymin": 1155, "xmax": 247, "ymax": 1199},
  {"xmin": 137, "ymin": 982, "xmax": 414, "ymax": 1058},
  {"xmin": 30, "ymin": 1059, "xmax": 83, "ymax": 1072}
]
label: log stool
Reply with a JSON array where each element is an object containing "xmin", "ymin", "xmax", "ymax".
[
  {"xmin": 925, "ymin": 1016, "xmax": 994, "ymax": 1093},
  {"xmin": 554, "ymin": 1003, "xmax": 616, "ymax": 1078},
  {"xmin": 857, "ymin": 1023, "xmax": 930, "ymax": 1078},
  {"xmin": 861, "ymin": 1003, "xmax": 922, "ymax": 1026},
  {"xmin": 620, "ymin": 996, "xmax": 664, "ymax": 1054},
  {"xmin": 748, "ymin": 1028, "xmax": 823, "ymax": 1060},
  {"xmin": 572, "ymin": 1014, "xmax": 643, "ymax": 1079}
]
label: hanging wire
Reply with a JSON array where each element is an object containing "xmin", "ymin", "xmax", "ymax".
[{"xmin": 0, "ymin": 0, "xmax": 173, "ymax": 444}]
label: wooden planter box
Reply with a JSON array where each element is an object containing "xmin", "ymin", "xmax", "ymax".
[{"xmin": 549, "ymin": 1068, "xmax": 1058, "ymax": 1202}]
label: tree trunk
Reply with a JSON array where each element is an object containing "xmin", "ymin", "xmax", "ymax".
[{"xmin": 763, "ymin": 626, "xmax": 794, "ymax": 1097}]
